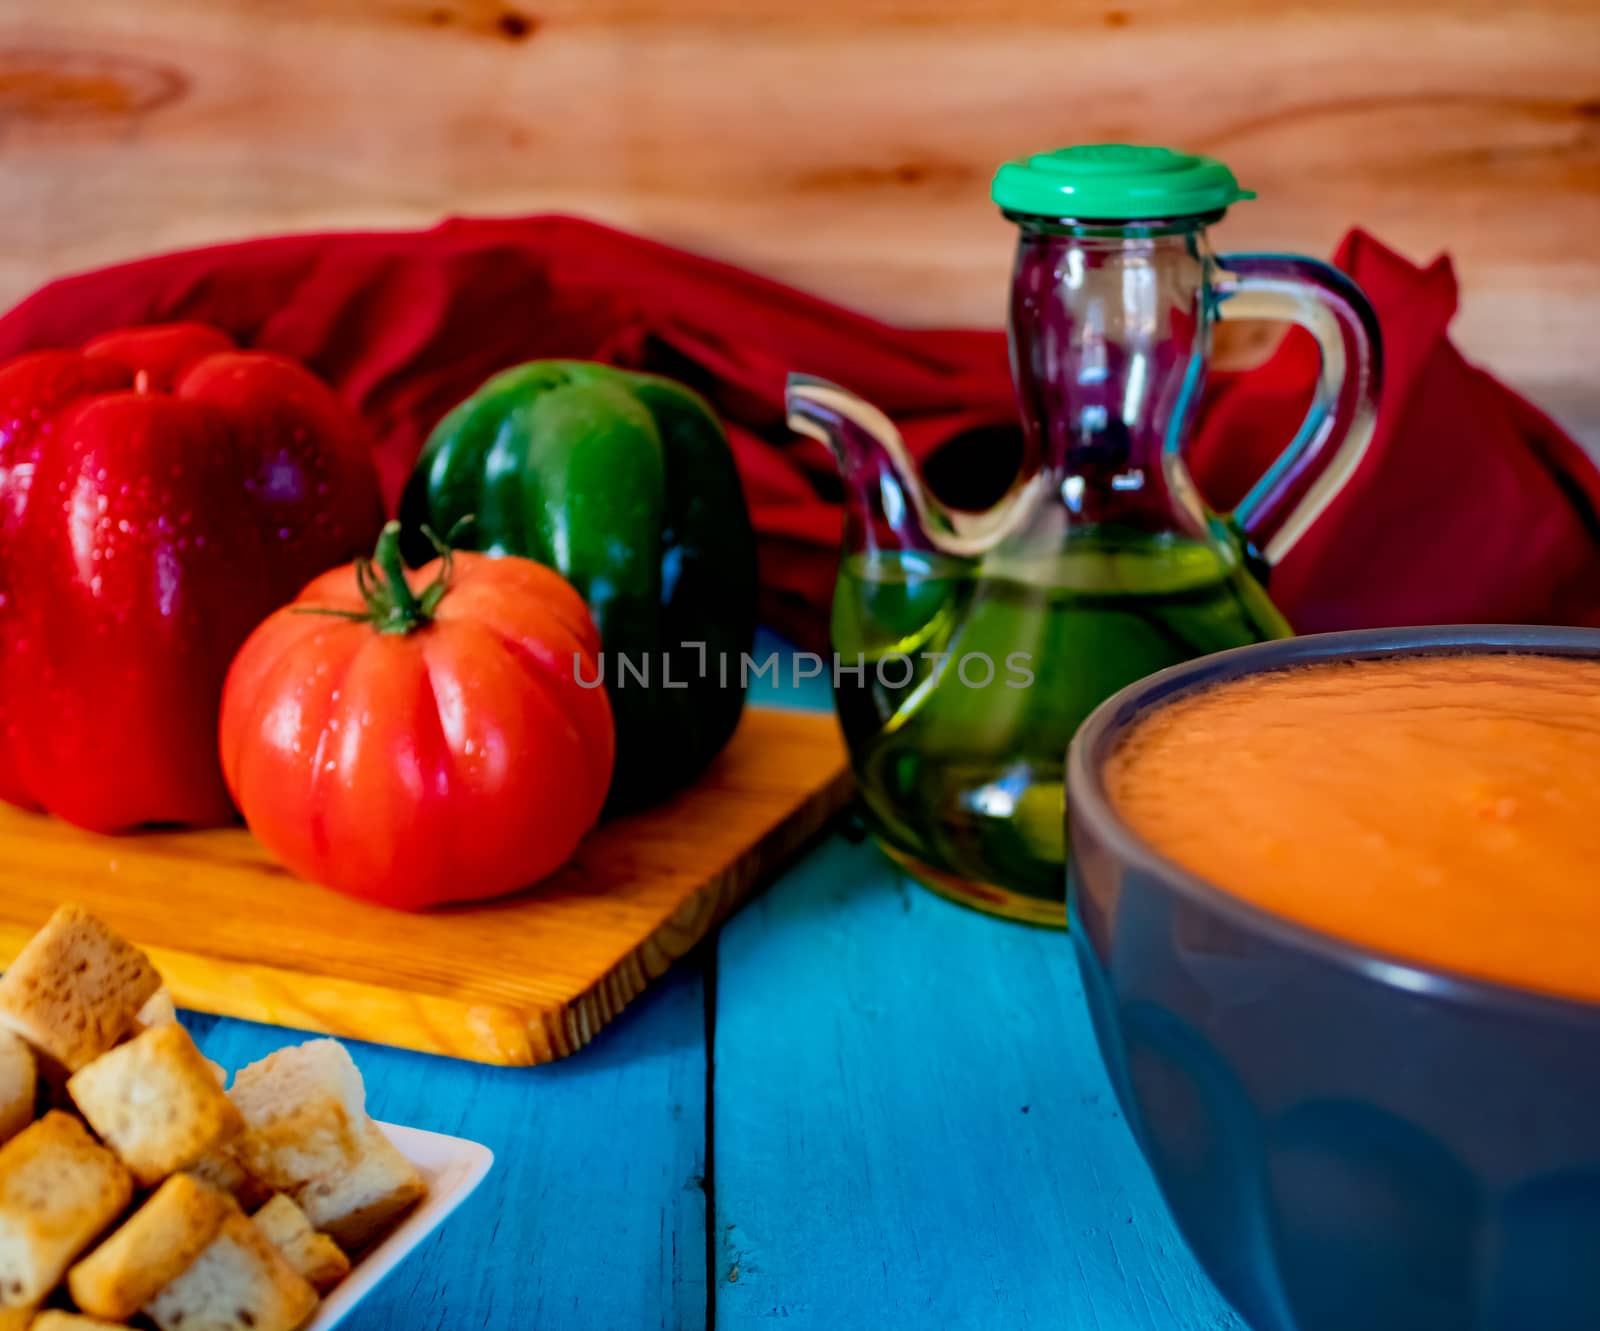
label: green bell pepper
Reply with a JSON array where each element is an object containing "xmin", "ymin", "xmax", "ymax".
[{"xmin": 400, "ymin": 360, "xmax": 758, "ymax": 810}]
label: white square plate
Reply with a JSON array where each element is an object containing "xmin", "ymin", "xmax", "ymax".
[{"xmin": 308, "ymin": 1121, "xmax": 494, "ymax": 1330}]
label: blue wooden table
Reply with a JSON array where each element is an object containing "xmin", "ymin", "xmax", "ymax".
[{"xmin": 190, "ymin": 634, "xmax": 1245, "ymax": 1331}]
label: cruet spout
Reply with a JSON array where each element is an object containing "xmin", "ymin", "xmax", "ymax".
[{"xmin": 785, "ymin": 373, "xmax": 1036, "ymax": 559}]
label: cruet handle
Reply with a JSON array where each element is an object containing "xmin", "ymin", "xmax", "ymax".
[{"xmin": 1210, "ymin": 255, "xmax": 1384, "ymax": 566}]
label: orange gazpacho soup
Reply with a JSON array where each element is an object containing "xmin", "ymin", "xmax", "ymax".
[{"xmin": 1106, "ymin": 652, "xmax": 1600, "ymax": 1003}]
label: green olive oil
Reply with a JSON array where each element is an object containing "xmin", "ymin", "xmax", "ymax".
[{"xmin": 831, "ymin": 531, "xmax": 1290, "ymax": 922}]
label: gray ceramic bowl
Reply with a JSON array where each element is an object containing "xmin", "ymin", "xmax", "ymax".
[{"xmin": 1066, "ymin": 625, "xmax": 1600, "ymax": 1331}]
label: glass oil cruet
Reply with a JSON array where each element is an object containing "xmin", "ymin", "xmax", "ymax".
[{"xmin": 788, "ymin": 145, "xmax": 1382, "ymax": 926}]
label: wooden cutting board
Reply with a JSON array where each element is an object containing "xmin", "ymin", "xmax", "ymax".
[{"xmin": 0, "ymin": 707, "xmax": 850, "ymax": 1066}]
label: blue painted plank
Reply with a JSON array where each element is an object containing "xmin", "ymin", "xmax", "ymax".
[
  {"xmin": 712, "ymin": 836, "xmax": 1244, "ymax": 1330},
  {"xmin": 745, "ymin": 626, "xmax": 836, "ymax": 713},
  {"xmin": 189, "ymin": 954, "xmax": 709, "ymax": 1331}
]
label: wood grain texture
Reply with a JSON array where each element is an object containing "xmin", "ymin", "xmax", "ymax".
[
  {"xmin": 0, "ymin": 1, "xmax": 1595, "ymax": 445},
  {"xmin": 713, "ymin": 834, "xmax": 1243, "ymax": 1329},
  {"xmin": 0, "ymin": 706, "xmax": 849, "ymax": 1066}
]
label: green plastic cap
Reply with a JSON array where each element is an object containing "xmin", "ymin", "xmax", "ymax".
[{"xmin": 991, "ymin": 144, "xmax": 1255, "ymax": 221}]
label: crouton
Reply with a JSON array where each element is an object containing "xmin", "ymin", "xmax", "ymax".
[
  {"xmin": 186, "ymin": 1144, "xmax": 271, "ymax": 1212},
  {"xmin": 67, "ymin": 1024, "xmax": 242, "ymax": 1187},
  {"xmin": 0, "ymin": 906, "xmax": 160, "ymax": 1076},
  {"xmin": 143, "ymin": 1211, "xmax": 316, "ymax": 1331},
  {"xmin": 28, "ymin": 1313, "xmax": 127, "ymax": 1330},
  {"xmin": 67, "ymin": 1174, "xmax": 234, "ymax": 1320},
  {"xmin": 252, "ymin": 1195, "xmax": 349, "ymax": 1292},
  {"xmin": 228, "ymin": 1041, "xmax": 366, "ymax": 1191},
  {"xmin": 133, "ymin": 988, "xmax": 177, "ymax": 1033},
  {"xmin": 0, "ymin": 902, "xmax": 160, "ymax": 1081},
  {"xmin": 0, "ymin": 1112, "xmax": 132, "ymax": 1308},
  {"xmin": 0, "ymin": 1035, "xmax": 33, "ymax": 1147},
  {"xmin": 293, "ymin": 1121, "xmax": 424, "ymax": 1253},
  {"xmin": 137, "ymin": 993, "xmax": 226, "ymax": 1086}
]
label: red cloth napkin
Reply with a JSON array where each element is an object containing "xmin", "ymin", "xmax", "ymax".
[{"xmin": 1, "ymin": 216, "xmax": 1595, "ymax": 647}]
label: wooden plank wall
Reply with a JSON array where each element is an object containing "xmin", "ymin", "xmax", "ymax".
[{"xmin": 0, "ymin": 0, "xmax": 1597, "ymax": 444}]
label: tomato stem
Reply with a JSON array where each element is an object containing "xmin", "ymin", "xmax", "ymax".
[
  {"xmin": 374, "ymin": 522, "xmax": 422, "ymax": 621},
  {"xmin": 354, "ymin": 521, "xmax": 429, "ymax": 634},
  {"xmin": 295, "ymin": 518, "xmax": 473, "ymax": 634}
]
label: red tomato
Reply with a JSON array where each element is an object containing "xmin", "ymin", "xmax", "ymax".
[{"xmin": 219, "ymin": 523, "xmax": 615, "ymax": 909}]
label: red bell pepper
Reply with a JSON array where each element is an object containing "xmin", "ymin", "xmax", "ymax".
[{"xmin": 0, "ymin": 323, "xmax": 384, "ymax": 832}]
